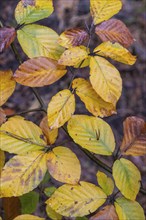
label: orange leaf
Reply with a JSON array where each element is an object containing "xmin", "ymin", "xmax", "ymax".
[
  {"xmin": 95, "ymin": 19, "xmax": 134, "ymax": 48},
  {"xmin": 14, "ymin": 57, "xmax": 67, "ymax": 87},
  {"xmin": 58, "ymin": 28, "xmax": 88, "ymax": 48},
  {"xmin": 2, "ymin": 197, "xmax": 21, "ymax": 220},
  {"xmin": 90, "ymin": 205, "xmax": 118, "ymax": 220},
  {"xmin": 0, "ymin": 27, "xmax": 16, "ymax": 52},
  {"xmin": 120, "ymin": 116, "xmax": 146, "ymax": 156}
]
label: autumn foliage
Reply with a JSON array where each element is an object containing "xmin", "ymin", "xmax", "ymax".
[{"xmin": 0, "ymin": 0, "xmax": 146, "ymax": 219}]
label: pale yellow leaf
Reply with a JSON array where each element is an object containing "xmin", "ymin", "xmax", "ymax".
[
  {"xmin": 0, "ymin": 70, "xmax": 16, "ymax": 106},
  {"xmin": 58, "ymin": 46, "xmax": 88, "ymax": 66},
  {"xmin": 40, "ymin": 116, "xmax": 58, "ymax": 145},
  {"xmin": 67, "ymin": 115, "xmax": 115, "ymax": 155},
  {"xmin": 14, "ymin": 57, "xmax": 67, "ymax": 87},
  {"xmin": 115, "ymin": 197, "xmax": 145, "ymax": 220},
  {"xmin": 89, "ymin": 57, "xmax": 122, "ymax": 104},
  {"xmin": 0, "ymin": 116, "xmax": 47, "ymax": 155},
  {"xmin": 113, "ymin": 158, "xmax": 141, "ymax": 200},
  {"xmin": 46, "ymin": 181, "xmax": 107, "ymax": 217},
  {"xmin": 96, "ymin": 171, "xmax": 114, "ymax": 196},
  {"xmin": 72, "ymin": 78, "xmax": 116, "ymax": 117},
  {"xmin": 90, "ymin": 205, "xmax": 118, "ymax": 220},
  {"xmin": 15, "ymin": 0, "xmax": 53, "ymax": 24},
  {"xmin": 17, "ymin": 24, "xmax": 64, "ymax": 60},
  {"xmin": 0, "ymin": 152, "xmax": 47, "ymax": 197},
  {"xmin": 90, "ymin": 0, "xmax": 122, "ymax": 25},
  {"xmin": 0, "ymin": 149, "xmax": 5, "ymax": 174},
  {"xmin": 46, "ymin": 204, "xmax": 62, "ymax": 220},
  {"xmin": 47, "ymin": 146, "xmax": 81, "ymax": 184},
  {"xmin": 94, "ymin": 41, "xmax": 136, "ymax": 65},
  {"xmin": 47, "ymin": 89, "xmax": 75, "ymax": 129},
  {"xmin": 14, "ymin": 214, "xmax": 45, "ymax": 220}
]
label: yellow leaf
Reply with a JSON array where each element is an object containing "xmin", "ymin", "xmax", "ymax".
[
  {"xmin": 0, "ymin": 116, "xmax": 47, "ymax": 155},
  {"xmin": 90, "ymin": 205, "xmax": 118, "ymax": 220},
  {"xmin": 90, "ymin": 0, "xmax": 122, "ymax": 25},
  {"xmin": 46, "ymin": 204, "xmax": 62, "ymax": 220},
  {"xmin": 46, "ymin": 181, "xmax": 107, "ymax": 217},
  {"xmin": 0, "ymin": 149, "xmax": 5, "ymax": 174},
  {"xmin": 96, "ymin": 171, "xmax": 114, "ymax": 196},
  {"xmin": 89, "ymin": 56, "xmax": 122, "ymax": 104},
  {"xmin": 0, "ymin": 152, "xmax": 47, "ymax": 197},
  {"xmin": 72, "ymin": 78, "xmax": 116, "ymax": 117},
  {"xmin": 113, "ymin": 158, "xmax": 141, "ymax": 200},
  {"xmin": 0, "ymin": 108, "xmax": 6, "ymax": 126},
  {"xmin": 13, "ymin": 214, "xmax": 45, "ymax": 220},
  {"xmin": 58, "ymin": 46, "xmax": 88, "ymax": 66},
  {"xmin": 47, "ymin": 146, "xmax": 81, "ymax": 184},
  {"xmin": 0, "ymin": 70, "xmax": 16, "ymax": 106},
  {"xmin": 14, "ymin": 57, "xmax": 67, "ymax": 87},
  {"xmin": 58, "ymin": 28, "xmax": 88, "ymax": 48},
  {"xmin": 67, "ymin": 115, "xmax": 115, "ymax": 155},
  {"xmin": 40, "ymin": 116, "xmax": 58, "ymax": 145},
  {"xmin": 120, "ymin": 116, "xmax": 146, "ymax": 156},
  {"xmin": 47, "ymin": 89, "xmax": 75, "ymax": 129},
  {"xmin": 15, "ymin": 0, "xmax": 53, "ymax": 25},
  {"xmin": 17, "ymin": 24, "xmax": 64, "ymax": 60},
  {"xmin": 115, "ymin": 197, "xmax": 145, "ymax": 220},
  {"xmin": 94, "ymin": 41, "xmax": 136, "ymax": 65}
]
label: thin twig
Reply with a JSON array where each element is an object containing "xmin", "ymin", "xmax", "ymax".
[{"xmin": 7, "ymin": 108, "xmax": 46, "ymax": 118}]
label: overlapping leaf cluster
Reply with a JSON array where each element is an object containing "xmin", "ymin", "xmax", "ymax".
[{"xmin": 0, "ymin": 0, "xmax": 146, "ymax": 219}]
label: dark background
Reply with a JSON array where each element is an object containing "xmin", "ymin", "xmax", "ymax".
[{"xmin": 0, "ymin": 0, "xmax": 146, "ymax": 219}]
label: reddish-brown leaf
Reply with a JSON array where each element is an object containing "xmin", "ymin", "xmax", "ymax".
[
  {"xmin": 2, "ymin": 197, "xmax": 21, "ymax": 220},
  {"xmin": 90, "ymin": 205, "xmax": 118, "ymax": 220},
  {"xmin": 120, "ymin": 116, "xmax": 146, "ymax": 156},
  {"xmin": 0, "ymin": 108, "xmax": 6, "ymax": 126},
  {"xmin": 58, "ymin": 28, "xmax": 88, "ymax": 48},
  {"xmin": 95, "ymin": 19, "xmax": 134, "ymax": 48},
  {"xmin": 14, "ymin": 57, "xmax": 67, "ymax": 87},
  {"xmin": 0, "ymin": 27, "xmax": 16, "ymax": 52}
]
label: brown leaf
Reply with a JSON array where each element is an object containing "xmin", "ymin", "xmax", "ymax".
[
  {"xmin": 0, "ymin": 108, "xmax": 6, "ymax": 126},
  {"xmin": 58, "ymin": 28, "xmax": 88, "ymax": 48},
  {"xmin": 22, "ymin": 0, "xmax": 35, "ymax": 7},
  {"xmin": 14, "ymin": 57, "xmax": 67, "ymax": 87},
  {"xmin": 120, "ymin": 116, "xmax": 146, "ymax": 156},
  {"xmin": 0, "ymin": 27, "xmax": 16, "ymax": 52},
  {"xmin": 2, "ymin": 197, "xmax": 21, "ymax": 220},
  {"xmin": 95, "ymin": 19, "xmax": 134, "ymax": 48},
  {"xmin": 90, "ymin": 205, "xmax": 118, "ymax": 220}
]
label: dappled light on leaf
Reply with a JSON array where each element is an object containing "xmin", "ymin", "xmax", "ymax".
[
  {"xmin": 0, "ymin": 70, "xmax": 16, "ymax": 106},
  {"xmin": 47, "ymin": 89, "xmax": 75, "ymax": 129},
  {"xmin": 67, "ymin": 115, "xmax": 115, "ymax": 155},
  {"xmin": 113, "ymin": 158, "xmax": 141, "ymax": 200},
  {"xmin": 46, "ymin": 181, "xmax": 107, "ymax": 217},
  {"xmin": 120, "ymin": 116, "xmax": 146, "ymax": 156},
  {"xmin": 47, "ymin": 146, "xmax": 81, "ymax": 184},
  {"xmin": 14, "ymin": 57, "xmax": 67, "ymax": 87}
]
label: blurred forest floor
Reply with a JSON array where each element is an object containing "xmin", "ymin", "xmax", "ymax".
[{"xmin": 0, "ymin": 0, "xmax": 146, "ymax": 219}]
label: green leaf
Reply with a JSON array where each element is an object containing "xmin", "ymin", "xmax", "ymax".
[
  {"xmin": 113, "ymin": 158, "xmax": 141, "ymax": 200},
  {"xmin": 44, "ymin": 186, "xmax": 56, "ymax": 197},
  {"xmin": 115, "ymin": 197, "xmax": 145, "ymax": 220},
  {"xmin": 20, "ymin": 191, "xmax": 39, "ymax": 214},
  {"xmin": 17, "ymin": 24, "xmax": 64, "ymax": 60},
  {"xmin": 15, "ymin": 0, "xmax": 54, "ymax": 25},
  {"xmin": 67, "ymin": 115, "xmax": 115, "ymax": 155},
  {"xmin": 46, "ymin": 181, "xmax": 107, "ymax": 217},
  {"xmin": 96, "ymin": 171, "xmax": 114, "ymax": 196}
]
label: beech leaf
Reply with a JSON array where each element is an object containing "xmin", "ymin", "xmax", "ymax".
[
  {"xmin": 46, "ymin": 181, "xmax": 107, "ymax": 217},
  {"xmin": 13, "ymin": 214, "xmax": 45, "ymax": 220},
  {"xmin": 120, "ymin": 116, "xmax": 146, "ymax": 156},
  {"xmin": 95, "ymin": 19, "xmax": 134, "ymax": 48},
  {"xmin": 14, "ymin": 57, "xmax": 67, "ymax": 87},
  {"xmin": 90, "ymin": 205, "xmax": 118, "ymax": 220},
  {"xmin": 46, "ymin": 205, "xmax": 62, "ymax": 220},
  {"xmin": 0, "ymin": 108, "xmax": 6, "ymax": 126},
  {"xmin": 0, "ymin": 149, "xmax": 5, "ymax": 174},
  {"xmin": 0, "ymin": 27, "xmax": 16, "ymax": 52},
  {"xmin": 67, "ymin": 115, "xmax": 115, "ymax": 155}
]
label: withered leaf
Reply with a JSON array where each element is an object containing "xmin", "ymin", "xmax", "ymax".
[
  {"xmin": 95, "ymin": 19, "xmax": 134, "ymax": 48},
  {"xmin": 120, "ymin": 116, "xmax": 146, "ymax": 156},
  {"xmin": 0, "ymin": 27, "xmax": 16, "ymax": 53},
  {"xmin": 58, "ymin": 28, "xmax": 88, "ymax": 48},
  {"xmin": 90, "ymin": 205, "xmax": 118, "ymax": 220}
]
